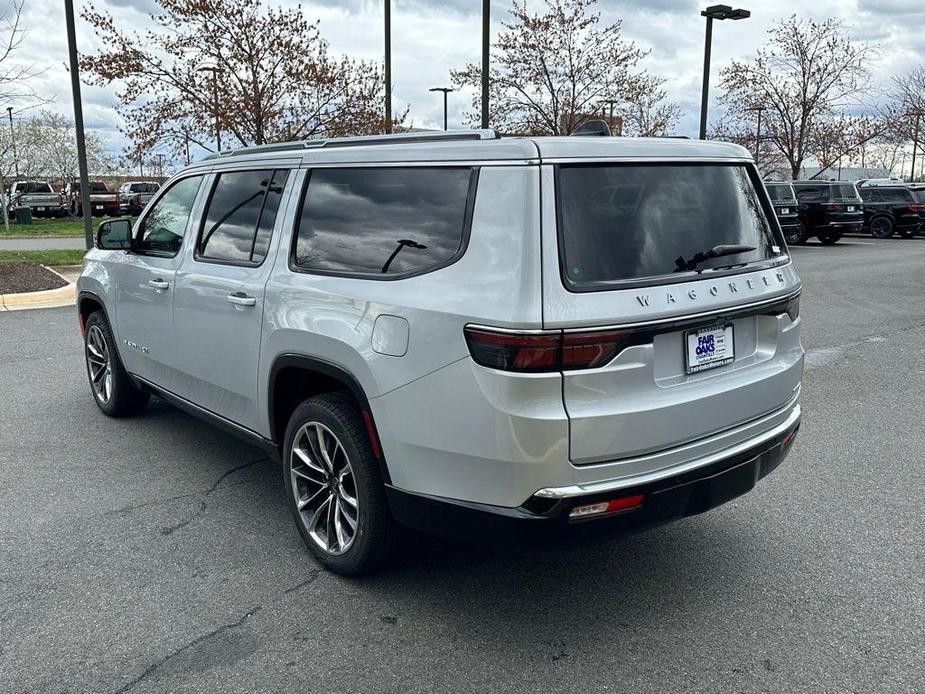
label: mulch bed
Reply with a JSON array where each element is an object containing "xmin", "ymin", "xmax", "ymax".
[{"xmin": 0, "ymin": 263, "xmax": 69, "ymax": 294}]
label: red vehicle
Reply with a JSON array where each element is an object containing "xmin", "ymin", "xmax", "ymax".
[{"xmin": 65, "ymin": 180, "xmax": 121, "ymax": 217}]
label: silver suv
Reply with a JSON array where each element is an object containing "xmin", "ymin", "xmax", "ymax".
[{"xmin": 77, "ymin": 130, "xmax": 803, "ymax": 575}]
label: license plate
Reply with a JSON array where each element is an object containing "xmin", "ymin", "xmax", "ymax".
[
  {"xmin": 686, "ymin": 324, "xmax": 734, "ymax": 374},
  {"xmin": 94, "ymin": 205, "xmax": 103, "ymax": 210},
  {"xmin": 780, "ymin": 207, "xmax": 790, "ymax": 215},
  {"xmin": 37, "ymin": 207, "xmax": 45, "ymax": 212},
  {"xmin": 847, "ymin": 206, "xmax": 855, "ymax": 212}
]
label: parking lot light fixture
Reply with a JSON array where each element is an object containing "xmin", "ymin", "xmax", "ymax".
[
  {"xmin": 429, "ymin": 87, "xmax": 454, "ymax": 130},
  {"xmin": 699, "ymin": 5, "xmax": 751, "ymax": 140},
  {"xmin": 196, "ymin": 63, "xmax": 222, "ymax": 151}
]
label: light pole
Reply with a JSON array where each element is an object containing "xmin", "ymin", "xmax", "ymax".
[
  {"xmin": 481, "ymin": 0, "xmax": 490, "ymax": 129},
  {"xmin": 196, "ymin": 64, "xmax": 221, "ymax": 151},
  {"xmin": 909, "ymin": 109, "xmax": 925, "ymax": 183},
  {"xmin": 6, "ymin": 107, "xmax": 18, "ymax": 178},
  {"xmin": 600, "ymin": 99, "xmax": 620, "ymax": 135},
  {"xmin": 384, "ymin": 0, "xmax": 392, "ymax": 134},
  {"xmin": 699, "ymin": 4, "xmax": 750, "ymax": 140},
  {"xmin": 64, "ymin": 0, "xmax": 94, "ymax": 251},
  {"xmin": 744, "ymin": 104, "xmax": 764, "ymax": 161},
  {"xmin": 155, "ymin": 153, "xmax": 166, "ymax": 180},
  {"xmin": 429, "ymin": 87, "xmax": 454, "ymax": 130}
]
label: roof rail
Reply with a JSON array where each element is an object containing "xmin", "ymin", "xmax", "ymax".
[{"xmin": 202, "ymin": 129, "xmax": 502, "ymax": 161}]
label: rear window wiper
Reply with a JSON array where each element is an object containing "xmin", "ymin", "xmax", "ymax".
[{"xmin": 674, "ymin": 244, "xmax": 756, "ymax": 273}]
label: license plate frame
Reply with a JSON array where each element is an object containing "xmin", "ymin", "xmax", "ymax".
[{"xmin": 685, "ymin": 323, "xmax": 735, "ymax": 375}]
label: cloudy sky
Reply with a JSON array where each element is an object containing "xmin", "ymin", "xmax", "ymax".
[{"xmin": 12, "ymin": 0, "xmax": 925, "ymax": 162}]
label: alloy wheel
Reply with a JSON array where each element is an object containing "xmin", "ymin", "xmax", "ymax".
[
  {"xmin": 290, "ymin": 422, "xmax": 359, "ymax": 555},
  {"xmin": 86, "ymin": 325, "xmax": 113, "ymax": 404}
]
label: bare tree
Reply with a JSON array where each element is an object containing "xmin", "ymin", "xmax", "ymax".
[
  {"xmin": 19, "ymin": 110, "xmax": 114, "ymax": 183},
  {"xmin": 883, "ymin": 67, "xmax": 925, "ymax": 179},
  {"xmin": 80, "ymin": 0, "xmax": 405, "ymax": 159},
  {"xmin": 718, "ymin": 16, "xmax": 872, "ymax": 178},
  {"xmin": 0, "ymin": 0, "xmax": 46, "ymax": 111},
  {"xmin": 451, "ymin": 0, "xmax": 679, "ymax": 136}
]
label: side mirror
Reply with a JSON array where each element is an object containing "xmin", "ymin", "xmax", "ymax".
[{"xmin": 96, "ymin": 218, "xmax": 132, "ymax": 250}]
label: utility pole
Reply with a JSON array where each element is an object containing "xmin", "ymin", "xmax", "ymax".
[
  {"xmin": 65, "ymin": 0, "xmax": 94, "ymax": 251},
  {"xmin": 6, "ymin": 107, "xmax": 18, "ymax": 178},
  {"xmin": 196, "ymin": 64, "xmax": 222, "ymax": 151},
  {"xmin": 384, "ymin": 0, "xmax": 392, "ymax": 133},
  {"xmin": 155, "ymin": 153, "xmax": 166, "ymax": 180},
  {"xmin": 909, "ymin": 110, "xmax": 925, "ymax": 183},
  {"xmin": 481, "ymin": 0, "xmax": 489, "ymax": 129},
  {"xmin": 429, "ymin": 87, "xmax": 454, "ymax": 130},
  {"xmin": 744, "ymin": 104, "xmax": 764, "ymax": 162},
  {"xmin": 601, "ymin": 99, "xmax": 620, "ymax": 135}
]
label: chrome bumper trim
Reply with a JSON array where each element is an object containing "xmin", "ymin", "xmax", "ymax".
[{"xmin": 534, "ymin": 400, "xmax": 801, "ymax": 499}]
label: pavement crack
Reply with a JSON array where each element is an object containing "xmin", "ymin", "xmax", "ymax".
[
  {"xmin": 113, "ymin": 605, "xmax": 262, "ymax": 694},
  {"xmin": 282, "ymin": 569, "xmax": 322, "ymax": 594},
  {"xmin": 159, "ymin": 456, "xmax": 269, "ymax": 537}
]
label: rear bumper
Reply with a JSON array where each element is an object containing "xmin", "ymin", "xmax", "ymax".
[{"xmin": 387, "ymin": 413, "xmax": 800, "ymax": 543}]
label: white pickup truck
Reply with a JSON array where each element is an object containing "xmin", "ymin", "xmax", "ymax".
[{"xmin": 8, "ymin": 181, "xmax": 67, "ymax": 218}]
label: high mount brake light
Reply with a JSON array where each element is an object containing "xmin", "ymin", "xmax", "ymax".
[{"xmin": 464, "ymin": 327, "xmax": 635, "ymax": 373}]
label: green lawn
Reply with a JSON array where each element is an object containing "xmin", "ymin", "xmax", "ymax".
[
  {"xmin": 0, "ymin": 249, "xmax": 86, "ymax": 266},
  {"xmin": 1, "ymin": 217, "xmax": 87, "ymax": 237},
  {"xmin": 0, "ymin": 216, "xmax": 136, "ymax": 237}
]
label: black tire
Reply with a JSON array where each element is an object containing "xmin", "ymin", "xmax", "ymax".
[
  {"xmin": 83, "ymin": 311, "xmax": 150, "ymax": 417},
  {"xmin": 869, "ymin": 216, "xmax": 894, "ymax": 239},
  {"xmin": 818, "ymin": 231, "xmax": 842, "ymax": 245},
  {"xmin": 784, "ymin": 223, "xmax": 810, "ymax": 246},
  {"xmin": 283, "ymin": 393, "xmax": 399, "ymax": 575}
]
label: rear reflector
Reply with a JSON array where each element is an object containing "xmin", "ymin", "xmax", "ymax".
[
  {"xmin": 569, "ymin": 494, "xmax": 645, "ymax": 519},
  {"xmin": 781, "ymin": 427, "xmax": 797, "ymax": 448}
]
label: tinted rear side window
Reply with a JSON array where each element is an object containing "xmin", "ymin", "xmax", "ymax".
[
  {"xmin": 912, "ymin": 189, "xmax": 925, "ymax": 203},
  {"xmin": 293, "ymin": 167, "xmax": 474, "ymax": 277},
  {"xmin": 198, "ymin": 169, "xmax": 289, "ymax": 265},
  {"xmin": 557, "ymin": 164, "xmax": 779, "ymax": 288},
  {"xmin": 880, "ymin": 188, "xmax": 913, "ymax": 203}
]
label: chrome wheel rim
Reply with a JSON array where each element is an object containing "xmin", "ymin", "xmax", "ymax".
[
  {"xmin": 86, "ymin": 325, "xmax": 113, "ymax": 404},
  {"xmin": 290, "ymin": 422, "xmax": 358, "ymax": 555}
]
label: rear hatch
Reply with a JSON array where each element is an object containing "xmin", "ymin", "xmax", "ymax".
[
  {"xmin": 545, "ymin": 162, "xmax": 802, "ymax": 465},
  {"xmin": 824, "ymin": 183, "xmax": 863, "ymax": 226}
]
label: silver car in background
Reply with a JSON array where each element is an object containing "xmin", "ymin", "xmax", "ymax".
[{"xmin": 77, "ymin": 130, "xmax": 803, "ymax": 574}]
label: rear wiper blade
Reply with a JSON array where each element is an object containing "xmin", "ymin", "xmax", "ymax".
[{"xmin": 674, "ymin": 244, "xmax": 756, "ymax": 273}]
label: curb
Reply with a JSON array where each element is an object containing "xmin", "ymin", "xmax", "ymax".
[{"xmin": 0, "ymin": 266, "xmax": 76, "ymax": 311}]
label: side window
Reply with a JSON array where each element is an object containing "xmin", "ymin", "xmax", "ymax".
[
  {"xmin": 882, "ymin": 188, "xmax": 912, "ymax": 203},
  {"xmin": 861, "ymin": 188, "xmax": 882, "ymax": 202},
  {"xmin": 197, "ymin": 169, "xmax": 289, "ymax": 265},
  {"xmin": 293, "ymin": 167, "xmax": 474, "ymax": 277},
  {"xmin": 135, "ymin": 175, "xmax": 204, "ymax": 256}
]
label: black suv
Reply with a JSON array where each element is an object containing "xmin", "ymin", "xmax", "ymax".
[
  {"xmin": 858, "ymin": 185, "xmax": 925, "ymax": 239},
  {"xmin": 765, "ymin": 181, "xmax": 806, "ymax": 245},
  {"xmin": 792, "ymin": 181, "xmax": 864, "ymax": 245}
]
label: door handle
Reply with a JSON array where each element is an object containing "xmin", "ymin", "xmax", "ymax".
[
  {"xmin": 227, "ymin": 292, "xmax": 257, "ymax": 307},
  {"xmin": 148, "ymin": 278, "xmax": 169, "ymax": 290}
]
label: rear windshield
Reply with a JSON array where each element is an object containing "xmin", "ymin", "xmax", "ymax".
[
  {"xmin": 89, "ymin": 182, "xmax": 108, "ymax": 192},
  {"xmin": 765, "ymin": 183, "xmax": 795, "ymax": 202},
  {"xmin": 18, "ymin": 182, "xmax": 52, "ymax": 194},
  {"xmin": 557, "ymin": 164, "xmax": 780, "ymax": 288},
  {"xmin": 831, "ymin": 183, "xmax": 859, "ymax": 200}
]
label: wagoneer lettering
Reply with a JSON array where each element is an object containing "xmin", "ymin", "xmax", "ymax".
[{"xmin": 78, "ymin": 129, "xmax": 803, "ymax": 575}]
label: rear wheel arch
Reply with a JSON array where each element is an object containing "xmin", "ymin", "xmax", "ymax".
[{"xmin": 268, "ymin": 354, "xmax": 391, "ymax": 484}]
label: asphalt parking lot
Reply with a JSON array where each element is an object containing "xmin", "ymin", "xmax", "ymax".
[{"xmin": 1, "ymin": 237, "xmax": 923, "ymax": 693}]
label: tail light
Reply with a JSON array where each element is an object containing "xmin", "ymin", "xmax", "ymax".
[
  {"xmin": 464, "ymin": 327, "xmax": 641, "ymax": 372},
  {"xmin": 909, "ymin": 204, "xmax": 925, "ymax": 212}
]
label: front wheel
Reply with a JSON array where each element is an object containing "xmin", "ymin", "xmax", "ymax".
[
  {"xmin": 818, "ymin": 231, "xmax": 842, "ymax": 245},
  {"xmin": 83, "ymin": 311, "xmax": 150, "ymax": 417},
  {"xmin": 283, "ymin": 394, "xmax": 399, "ymax": 575}
]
